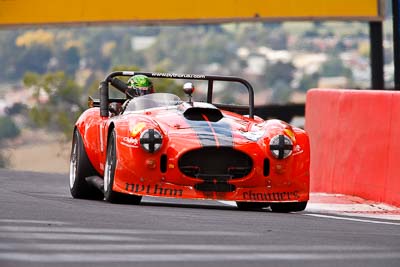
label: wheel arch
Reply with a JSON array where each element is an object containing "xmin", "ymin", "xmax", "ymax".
[
  {"xmin": 69, "ymin": 127, "xmax": 103, "ymax": 199},
  {"xmin": 106, "ymin": 122, "xmax": 118, "ymax": 159},
  {"xmin": 106, "ymin": 122, "xmax": 117, "ymax": 153},
  {"xmin": 107, "ymin": 122, "xmax": 115, "ymax": 142}
]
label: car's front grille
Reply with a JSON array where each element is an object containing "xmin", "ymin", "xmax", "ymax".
[{"xmin": 178, "ymin": 147, "xmax": 252, "ymax": 192}]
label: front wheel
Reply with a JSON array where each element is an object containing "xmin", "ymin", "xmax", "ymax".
[
  {"xmin": 270, "ymin": 202, "xmax": 308, "ymax": 213},
  {"xmin": 104, "ymin": 129, "xmax": 142, "ymax": 204}
]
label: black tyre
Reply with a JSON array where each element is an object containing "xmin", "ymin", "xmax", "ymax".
[
  {"xmin": 270, "ymin": 201, "xmax": 308, "ymax": 213},
  {"xmin": 236, "ymin": 202, "xmax": 268, "ymax": 211},
  {"xmin": 69, "ymin": 129, "xmax": 103, "ymax": 199},
  {"xmin": 103, "ymin": 129, "xmax": 142, "ymax": 204}
]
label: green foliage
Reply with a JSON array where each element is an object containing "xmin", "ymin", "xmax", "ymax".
[
  {"xmin": 235, "ymin": 23, "xmax": 287, "ymax": 50},
  {"xmin": 5, "ymin": 103, "xmax": 28, "ymax": 116},
  {"xmin": 0, "ymin": 116, "xmax": 21, "ymax": 140},
  {"xmin": 320, "ymin": 56, "xmax": 352, "ymax": 78},
  {"xmin": 15, "ymin": 45, "xmax": 52, "ymax": 77},
  {"xmin": 59, "ymin": 47, "xmax": 80, "ymax": 76},
  {"xmin": 24, "ymin": 71, "xmax": 84, "ymax": 139},
  {"xmin": 263, "ymin": 61, "xmax": 296, "ymax": 88},
  {"xmin": 298, "ymin": 73, "xmax": 320, "ymax": 92},
  {"xmin": 0, "ymin": 151, "xmax": 9, "ymax": 168},
  {"xmin": 0, "ymin": 21, "xmax": 374, "ymax": 106},
  {"xmin": 147, "ymin": 26, "xmax": 236, "ymax": 73},
  {"xmin": 271, "ymin": 80, "xmax": 293, "ymax": 104},
  {"xmin": 0, "ymin": 115, "xmax": 21, "ymax": 169},
  {"xmin": 111, "ymin": 65, "xmax": 141, "ymax": 72},
  {"xmin": 29, "ymin": 106, "xmax": 51, "ymax": 128}
]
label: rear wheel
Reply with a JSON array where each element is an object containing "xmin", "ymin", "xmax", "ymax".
[
  {"xmin": 270, "ymin": 202, "xmax": 308, "ymax": 213},
  {"xmin": 104, "ymin": 129, "xmax": 142, "ymax": 204},
  {"xmin": 69, "ymin": 129, "xmax": 103, "ymax": 200}
]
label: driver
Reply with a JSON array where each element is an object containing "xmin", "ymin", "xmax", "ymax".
[{"xmin": 126, "ymin": 74, "xmax": 155, "ymax": 98}]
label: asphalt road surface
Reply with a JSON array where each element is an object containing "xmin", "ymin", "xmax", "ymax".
[{"xmin": 0, "ymin": 168, "xmax": 399, "ymax": 267}]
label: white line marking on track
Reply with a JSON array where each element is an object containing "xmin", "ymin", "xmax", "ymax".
[
  {"xmin": 0, "ymin": 232, "xmax": 149, "ymax": 241},
  {"xmin": 0, "ymin": 219, "xmax": 69, "ymax": 225},
  {"xmin": 306, "ymin": 203, "xmax": 399, "ymax": 212},
  {"xmin": 219, "ymin": 199, "xmax": 400, "ymax": 222},
  {"xmin": 304, "ymin": 214, "xmax": 400, "ymax": 226},
  {"xmin": 0, "ymin": 252, "xmax": 399, "ymax": 262},
  {"xmin": 0, "ymin": 243, "xmax": 387, "ymax": 252},
  {"xmin": 0, "ymin": 226, "xmax": 256, "ymax": 236}
]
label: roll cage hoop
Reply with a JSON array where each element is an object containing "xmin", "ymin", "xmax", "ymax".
[{"xmin": 99, "ymin": 71, "xmax": 255, "ymax": 119}]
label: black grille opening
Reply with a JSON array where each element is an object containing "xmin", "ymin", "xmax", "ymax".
[
  {"xmin": 194, "ymin": 182, "xmax": 236, "ymax": 192},
  {"xmin": 160, "ymin": 154, "xmax": 167, "ymax": 173},
  {"xmin": 264, "ymin": 158, "xmax": 270, "ymax": 176},
  {"xmin": 178, "ymin": 147, "xmax": 253, "ymax": 180}
]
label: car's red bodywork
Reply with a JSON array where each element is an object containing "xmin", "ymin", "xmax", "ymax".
[{"xmin": 71, "ymin": 71, "xmax": 310, "ymax": 209}]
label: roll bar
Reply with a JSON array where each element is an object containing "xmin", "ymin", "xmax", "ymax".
[{"xmin": 99, "ymin": 71, "xmax": 255, "ymax": 118}]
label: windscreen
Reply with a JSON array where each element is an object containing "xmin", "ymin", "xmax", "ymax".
[{"xmin": 124, "ymin": 93, "xmax": 182, "ymax": 112}]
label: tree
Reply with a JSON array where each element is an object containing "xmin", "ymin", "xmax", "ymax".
[
  {"xmin": 5, "ymin": 103, "xmax": 28, "ymax": 116},
  {"xmin": 59, "ymin": 46, "xmax": 80, "ymax": 76},
  {"xmin": 0, "ymin": 30, "xmax": 22, "ymax": 81},
  {"xmin": 0, "ymin": 116, "xmax": 20, "ymax": 140},
  {"xmin": 24, "ymin": 71, "xmax": 85, "ymax": 139},
  {"xmin": 320, "ymin": 56, "xmax": 352, "ymax": 78},
  {"xmin": 15, "ymin": 45, "xmax": 52, "ymax": 76},
  {"xmin": 13, "ymin": 30, "xmax": 55, "ymax": 76},
  {"xmin": 270, "ymin": 80, "xmax": 293, "ymax": 104},
  {"xmin": 0, "ymin": 116, "xmax": 20, "ymax": 168},
  {"xmin": 298, "ymin": 73, "xmax": 319, "ymax": 92},
  {"xmin": 0, "ymin": 152, "xmax": 9, "ymax": 168},
  {"xmin": 264, "ymin": 61, "xmax": 296, "ymax": 88}
]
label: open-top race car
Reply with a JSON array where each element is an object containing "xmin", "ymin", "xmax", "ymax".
[{"xmin": 69, "ymin": 71, "xmax": 310, "ymax": 212}]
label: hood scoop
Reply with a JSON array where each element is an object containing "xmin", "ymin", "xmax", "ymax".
[{"xmin": 183, "ymin": 107, "xmax": 223, "ymax": 122}]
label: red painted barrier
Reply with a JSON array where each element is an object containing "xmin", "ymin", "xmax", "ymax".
[{"xmin": 305, "ymin": 89, "xmax": 400, "ymax": 207}]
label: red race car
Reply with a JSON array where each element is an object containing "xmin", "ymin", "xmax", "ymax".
[{"xmin": 69, "ymin": 71, "xmax": 310, "ymax": 212}]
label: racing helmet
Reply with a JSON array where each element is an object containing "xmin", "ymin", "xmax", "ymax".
[{"xmin": 127, "ymin": 75, "xmax": 154, "ymax": 96}]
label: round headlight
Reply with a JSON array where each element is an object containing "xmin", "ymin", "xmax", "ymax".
[
  {"xmin": 269, "ymin": 135, "xmax": 293, "ymax": 159},
  {"xmin": 140, "ymin": 129, "xmax": 163, "ymax": 153}
]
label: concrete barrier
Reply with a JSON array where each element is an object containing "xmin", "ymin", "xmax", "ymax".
[{"xmin": 305, "ymin": 89, "xmax": 400, "ymax": 207}]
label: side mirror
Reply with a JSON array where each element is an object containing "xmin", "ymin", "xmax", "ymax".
[
  {"xmin": 183, "ymin": 82, "xmax": 195, "ymax": 104},
  {"xmin": 183, "ymin": 82, "xmax": 195, "ymax": 95}
]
